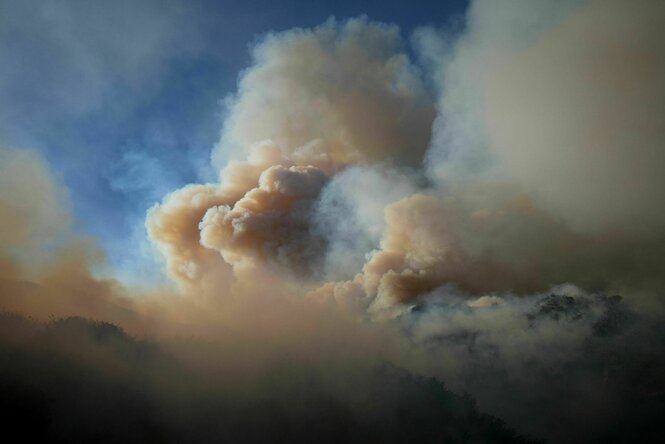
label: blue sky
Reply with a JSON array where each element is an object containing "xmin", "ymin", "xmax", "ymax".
[{"xmin": 0, "ymin": 0, "xmax": 467, "ymax": 280}]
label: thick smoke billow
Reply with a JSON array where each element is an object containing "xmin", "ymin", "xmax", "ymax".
[
  {"xmin": 143, "ymin": 3, "xmax": 665, "ymax": 440},
  {"xmin": 0, "ymin": 147, "xmax": 533, "ymax": 443},
  {"xmin": 212, "ymin": 17, "xmax": 436, "ymax": 170},
  {"xmin": 146, "ymin": 18, "xmax": 437, "ymax": 296},
  {"xmin": 421, "ymin": 0, "xmax": 665, "ymax": 236},
  {"xmin": 3, "ymin": 1, "xmax": 665, "ymax": 443},
  {"xmin": 149, "ymin": 2, "xmax": 665, "ymax": 313},
  {"xmin": 482, "ymin": 0, "xmax": 665, "ymax": 236},
  {"xmin": 200, "ymin": 163, "xmax": 328, "ymax": 275}
]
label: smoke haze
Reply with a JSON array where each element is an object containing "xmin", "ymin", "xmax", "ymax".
[{"xmin": 2, "ymin": 1, "xmax": 665, "ymax": 442}]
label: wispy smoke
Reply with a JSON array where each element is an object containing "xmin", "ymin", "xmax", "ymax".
[
  {"xmin": 0, "ymin": 146, "xmax": 135, "ymax": 325},
  {"xmin": 0, "ymin": 147, "xmax": 71, "ymax": 260}
]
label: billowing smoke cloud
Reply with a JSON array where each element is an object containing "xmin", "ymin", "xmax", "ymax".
[
  {"xmin": 0, "ymin": 148, "xmax": 533, "ymax": 443},
  {"xmin": 213, "ymin": 17, "xmax": 436, "ymax": 169},
  {"xmin": 406, "ymin": 0, "xmax": 665, "ymax": 309},
  {"xmin": 200, "ymin": 163, "xmax": 327, "ymax": 275},
  {"xmin": 142, "ymin": 6, "xmax": 665, "ymax": 439},
  {"xmin": 3, "ymin": 1, "xmax": 665, "ymax": 442},
  {"xmin": 420, "ymin": 0, "xmax": 665, "ymax": 236},
  {"xmin": 147, "ymin": 18, "xmax": 437, "ymax": 296},
  {"xmin": 148, "ymin": 2, "xmax": 665, "ymax": 313},
  {"xmin": 482, "ymin": 0, "xmax": 665, "ymax": 236}
]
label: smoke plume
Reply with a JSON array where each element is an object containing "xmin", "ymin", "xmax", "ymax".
[{"xmin": 2, "ymin": 2, "xmax": 665, "ymax": 442}]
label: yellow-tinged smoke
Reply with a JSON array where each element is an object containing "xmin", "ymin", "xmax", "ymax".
[{"xmin": 144, "ymin": 5, "xmax": 665, "ymax": 313}]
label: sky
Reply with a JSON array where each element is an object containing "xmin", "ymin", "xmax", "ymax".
[{"xmin": 2, "ymin": 1, "xmax": 665, "ymax": 442}]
